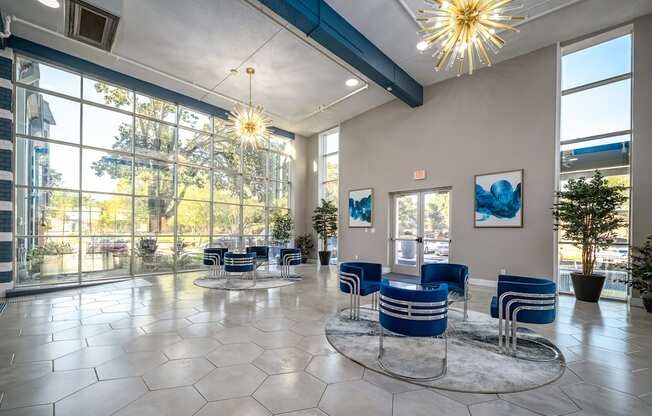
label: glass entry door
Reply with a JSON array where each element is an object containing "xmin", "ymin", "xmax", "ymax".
[{"xmin": 391, "ymin": 189, "xmax": 450, "ymax": 276}]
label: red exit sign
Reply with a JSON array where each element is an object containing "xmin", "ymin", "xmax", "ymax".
[{"xmin": 414, "ymin": 169, "xmax": 426, "ymax": 180}]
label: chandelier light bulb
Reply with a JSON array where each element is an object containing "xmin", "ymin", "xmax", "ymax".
[{"xmin": 225, "ymin": 67, "xmax": 271, "ymax": 148}]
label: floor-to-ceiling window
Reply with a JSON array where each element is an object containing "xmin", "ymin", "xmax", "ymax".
[
  {"xmin": 14, "ymin": 55, "xmax": 293, "ymax": 286},
  {"xmin": 318, "ymin": 128, "xmax": 338, "ymax": 263},
  {"xmin": 557, "ymin": 27, "xmax": 632, "ymax": 299}
]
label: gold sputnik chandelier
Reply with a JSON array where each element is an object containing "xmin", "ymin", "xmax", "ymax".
[
  {"xmin": 417, "ymin": 0, "xmax": 525, "ymax": 76},
  {"xmin": 226, "ymin": 67, "xmax": 272, "ymax": 148}
]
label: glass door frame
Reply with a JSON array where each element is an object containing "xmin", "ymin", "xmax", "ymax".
[{"xmin": 390, "ymin": 187, "xmax": 451, "ymax": 276}]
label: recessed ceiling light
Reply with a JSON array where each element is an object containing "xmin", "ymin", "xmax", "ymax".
[
  {"xmin": 38, "ymin": 0, "xmax": 60, "ymax": 8},
  {"xmin": 345, "ymin": 78, "xmax": 359, "ymax": 87},
  {"xmin": 416, "ymin": 41, "xmax": 429, "ymax": 51}
]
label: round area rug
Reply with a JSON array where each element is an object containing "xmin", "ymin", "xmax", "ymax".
[
  {"xmin": 194, "ymin": 272, "xmax": 301, "ymax": 291},
  {"xmin": 325, "ymin": 307, "xmax": 565, "ymax": 393}
]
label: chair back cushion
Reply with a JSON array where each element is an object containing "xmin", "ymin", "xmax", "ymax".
[
  {"xmin": 421, "ymin": 263, "xmax": 468, "ymax": 292},
  {"xmin": 203, "ymin": 247, "xmax": 228, "ymax": 266},
  {"xmin": 495, "ymin": 275, "xmax": 556, "ymax": 324},
  {"xmin": 224, "ymin": 252, "xmax": 256, "ymax": 272},
  {"xmin": 379, "ymin": 280, "xmax": 448, "ymax": 337},
  {"xmin": 280, "ymin": 248, "xmax": 301, "ymax": 266},
  {"xmin": 339, "ymin": 262, "xmax": 382, "ymax": 293},
  {"xmin": 246, "ymin": 246, "xmax": 269, "ymax": 258}
]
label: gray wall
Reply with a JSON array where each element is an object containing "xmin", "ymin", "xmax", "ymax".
[
  {"xmin": 338, "ymin": 46, "xmax": 557, "ymax": 280},
  {"xmin": 303, "ymin": 14, "xmax": 652, "ymax": 283},
  {"xmin": 632, "ymin": 14, "xmax": 652, "ymax": 248}
]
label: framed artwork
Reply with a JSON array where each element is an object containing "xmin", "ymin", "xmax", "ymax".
[
  {"xmin": 348, "ymin": 188, "xmax": 373, "ymax": 228},
  {"xmin": 474, "ymin": 169, "xmax": 523, "ymax": 228}
]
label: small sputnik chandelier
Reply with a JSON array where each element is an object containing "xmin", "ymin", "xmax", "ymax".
[
  {"xmin": 417, "ymin": 0, "xmax": 526, "ymax": 76},
  {"xmin": 226, "ymin": 67, "xmax": 272, "ymax": 148}
]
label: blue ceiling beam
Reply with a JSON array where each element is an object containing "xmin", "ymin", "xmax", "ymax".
[{"xmin": 260, "ymin": 0, "xmax": 423, "ymax": 107}]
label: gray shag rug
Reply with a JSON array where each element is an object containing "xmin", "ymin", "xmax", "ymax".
[
  {"xmin": 194, "ymin": 272, "xmax": 301, "ymax": 291},
  {"xmin": 325, "ymin": 307, "xmax": 565, "ymax": 393}
]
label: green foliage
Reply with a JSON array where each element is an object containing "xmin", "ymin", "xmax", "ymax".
[
  {"xmin": 28, "ymin": 241, "xmax": 75, "ymax": 267},
  {"xmin": 552, "ymin": 171, "xmax": 627, "ymax": 277},
  {"xmin": 271, "ymin": 210, "xmax": 293, "ymax": 245},
  {"xmin": 621, "ymin": 235, "xmax": 652, "ymax": 297},
  {"xmin": 295, "ymin": 234, "xmax": 314, "ymax": 258},
  {"xmin": 312, "ymin": 199, "xmax": 338, "ymax": 249}
]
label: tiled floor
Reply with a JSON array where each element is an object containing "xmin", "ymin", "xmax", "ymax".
[{"xmin": 0, "ymin": 265, "xmax": 651, "ymax": 416}]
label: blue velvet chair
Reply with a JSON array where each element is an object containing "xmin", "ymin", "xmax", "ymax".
[
  {"xmin": 378, "ymin": 279, "xmax": 448, "ymax": 381},
  {"xmin": 246, "ymin": 246, "xmax": 269, "ymax": 268},
  {"xmin": 224, "ymin": 252, "xmax": 256, "ymax": 287},
  {"xmin": 203, "ymin": 247, "xmax": 228, "ymax": 278},
  {"xmin": 421, "ymin": 263, "xmax": 469, "ymax": 320},
  {"xmin": 339, "ymin": 262, "xmax": 382, "ymax": 320},
  {"xmin": 279, "ymin": 248, "xmax": 301, "ymax": 278},
  {"xmin": 490, "ymin": 275, "xmax": 557, "ymax": 356}
]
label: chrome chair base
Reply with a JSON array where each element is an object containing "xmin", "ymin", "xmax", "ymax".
[{"xmin": 377, "ymin": 325, "xmax": 447, "ymax": 382}]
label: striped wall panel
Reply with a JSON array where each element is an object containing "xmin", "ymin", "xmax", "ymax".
[{"xmin": 0, "ymin": 48, "xmax": 12, "ymax": 285}]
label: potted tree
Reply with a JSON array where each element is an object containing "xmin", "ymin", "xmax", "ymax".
[
  {"xmin": 553, "ymin": 171, "xmax": 627, "ymax": 302},
  {"xmin": 620, "ymin": 234, "xmax": 652, "ymax": 312},
  {"xmin": 312, "ymin": 199, "xmax": 338, "ymax": 266},
  {"xmin": 295, "ymin": 234, "xmax": 314, "ymax": 263},
  {"xmin": 271, "ymin": 210, "xmax": 293, "ymax": 247}
]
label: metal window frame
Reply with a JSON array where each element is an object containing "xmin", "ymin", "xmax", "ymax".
[{"xmin": 12, "ymin": 53, "xmax": 294, "ymax": 287}]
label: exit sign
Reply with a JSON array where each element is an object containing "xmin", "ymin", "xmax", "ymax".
[{"xmin": 414, "ymin": 169, "xmax": 426, "ymax": 180}]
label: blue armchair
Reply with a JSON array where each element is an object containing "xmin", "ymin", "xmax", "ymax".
[
  {"xmin": 490, "ymin": 275, "xmax": 557, "ymax": 357},
  {"xmin": 279, "ymin": 248, "xmax": 301, "ymax": 278},
  {"xmin": 378, "ymin": 279, "xmax": 448, "ymax": 381},
  {"xmin": 224, "ymin": 252, "xmax": 256, "ymax": 288},
  {"xmin": 339, "ymin": 262, "xmax": 382, "ymax": 320},
  {"xmin": 421, "ymin": 263, "xmax": 469, "ymax": 320},
  {"xmin": 203, "ymin": 247, "xmax": 228, "ymax": 278},
  {"xmin": 246, "ymin": 246, "xmax": 269, "ymax": 268}
]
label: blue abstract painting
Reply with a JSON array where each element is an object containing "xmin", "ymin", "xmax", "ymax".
[
  {"xmin": 474, "ymin": 170, "xmax": 523, "ymax": 227},
  {"xmin": 349, "ymin": 188, "xmax": 373, "ymax": 227}
]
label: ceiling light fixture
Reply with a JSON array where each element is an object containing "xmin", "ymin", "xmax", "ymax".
[
  {"xmin": 416, "ymin": 0, "xmax": 525, "ymax": 76},
  {"xmin": 38, "ymin": 0, "xmax": 61, "ymax": 8},
  {"xmin": 226, "ymin": 67, "xmax": 272, "ymax": 149},
  {"xmin": 416, "ymin": 41, "xmax": 429, "ymax": 51},
  {"xmin": 345, "ymin": 78, "xmax": 359, "ymax": 87}
]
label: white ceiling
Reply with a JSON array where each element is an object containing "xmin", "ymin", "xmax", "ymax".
[{"xmin": 2, "ymin": 0, "xmax": 652, "ymax": 136}]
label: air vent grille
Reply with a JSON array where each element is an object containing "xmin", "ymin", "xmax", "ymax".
[{"xmin": 66, "ymin": 0, "xmax": 119, "ymax": 51}]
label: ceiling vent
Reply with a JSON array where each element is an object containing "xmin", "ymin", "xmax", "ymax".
[{"xmin": 66, "ymin": 0, "xmax": 119, "ymax": 51}]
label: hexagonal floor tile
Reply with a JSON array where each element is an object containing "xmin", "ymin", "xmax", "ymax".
[
  {"xmin": 52, "ymin": 324, "xmax": 112, "ymax": 341},
  {"xmin": 143, "ymin": 358, "xmax": 215, "ymax": 390},
  {"xmin": 96, "ymin": 351, "xmax": 168, "ymax": 380},
  {"xmin": 55, "ymin": 377, "xmax": 148, "ymax": 416},
  {"xmin": 319, "ymin": 380, "xmax": 393, "ymax": 416},
  {"xmin": 162, "ymin": 338, "xmax": 220, "ymax": 359},
  {"xmin": 306, "ymin": 354, "xmax": 363, "ymax": 383},
  {"xmin": 362, "ymin": 369, "xmax": 422, "ymax": 394},
  {"xmin": 176, "ymin": 322, "xmax": 225, "ymax": 338},
  {"xmin": 194, "ymin": 364, "xmax": 267, "ymax": 401},
  {"xmin": 254, "ymin": 372, "xmax": 326, "ymax": 414},
  {"xmin": 112, "ymin": 386, "xmax": 205, "ymax": 416},
  {"xmin": 393, "ymin": 389, "xmax": 471, "ymax": 416},
  {"xmin": 0, "ymin": 362, "xmax": 54, "ymax": 391},
  {"xmin": 142, "ymin": 319, "xmax": 192, "ymax": 334},
  {"xmin": 251, "ymin": 331, "xmax": 302, "ymax": 349},
  {"xmin": 13, "ymin": 340, "xmax": 86, "ymax": 363},
  {"xmin": 213, "ymin": 326, "xmax": 263, "ymax": 344},
  {"xmin": 1, "ymin": 369, "xmax": 97, "ymax": 410},
  {"xmin": 53, "ymin": 346, "xmax": 125, "ymax": 371},
  {"xmin": 194, "ymin": 397, "xmax": 271, "ymax": 416},
  {"xmin": 280, "ymin": 409, "xmax": 329, "ymax": 416},
  {"xmin": 123, "ymin": 334, "xmax": 183, "ymax": 352},
  {"xmin": 296, "ymin": 335, "xmax": 337, "ymax": 355},
  {"xmin": 253, "ymin": 318, "xmax": 296, "ymax": 332},
  {"xmin": 468, "ymin": 399, "xmax": 539, "ymax": 416},
  {"xmin": 205, "ymin": 342, "xmax": 263, "ymax": 367},
  {"xmin": 0, "ymin": 404, "xmax": 53, "ymax": 415},
  {"xmin": 253, "ymin": 348, "xmax": 312, "ymax": 375}
]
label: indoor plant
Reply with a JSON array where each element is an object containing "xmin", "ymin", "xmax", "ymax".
[
  {"xmin": 271, "ymin": 210, "xmax": 293, "ymax": 247},
  {"xmin": 552, "ymin": 171, "xmax": 627, "ymax": 302},
  {"xmin": 621, "ymin": 234, "xmax": 652, "ymax": 312},
  {"xmin": 312, "ymin": 199, "xmax": 338, "ymax": 266},
  {"xmin": 295, "ymin": 234, "xmax": 314, "ymax": 263}
]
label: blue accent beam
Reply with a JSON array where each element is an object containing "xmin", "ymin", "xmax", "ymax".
[
  {"xmin": 260, "ymin": 0, "xmax": 423, "ymax": 107},
  {"xmin": 7, "ymin": 36, "xmax": 296, "ymax": 139}
]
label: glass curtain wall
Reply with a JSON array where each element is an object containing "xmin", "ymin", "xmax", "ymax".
[
  {"xmin": 557, "ymin": 29, "xmax": 632, "ymax": 299},
  {"xmin": 318, "ymin": 128, "xmax": 339, "ymax": 263},
  {"xmin": 14, "ymin": 55, "xmax": 292, "ymax": 286}
]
